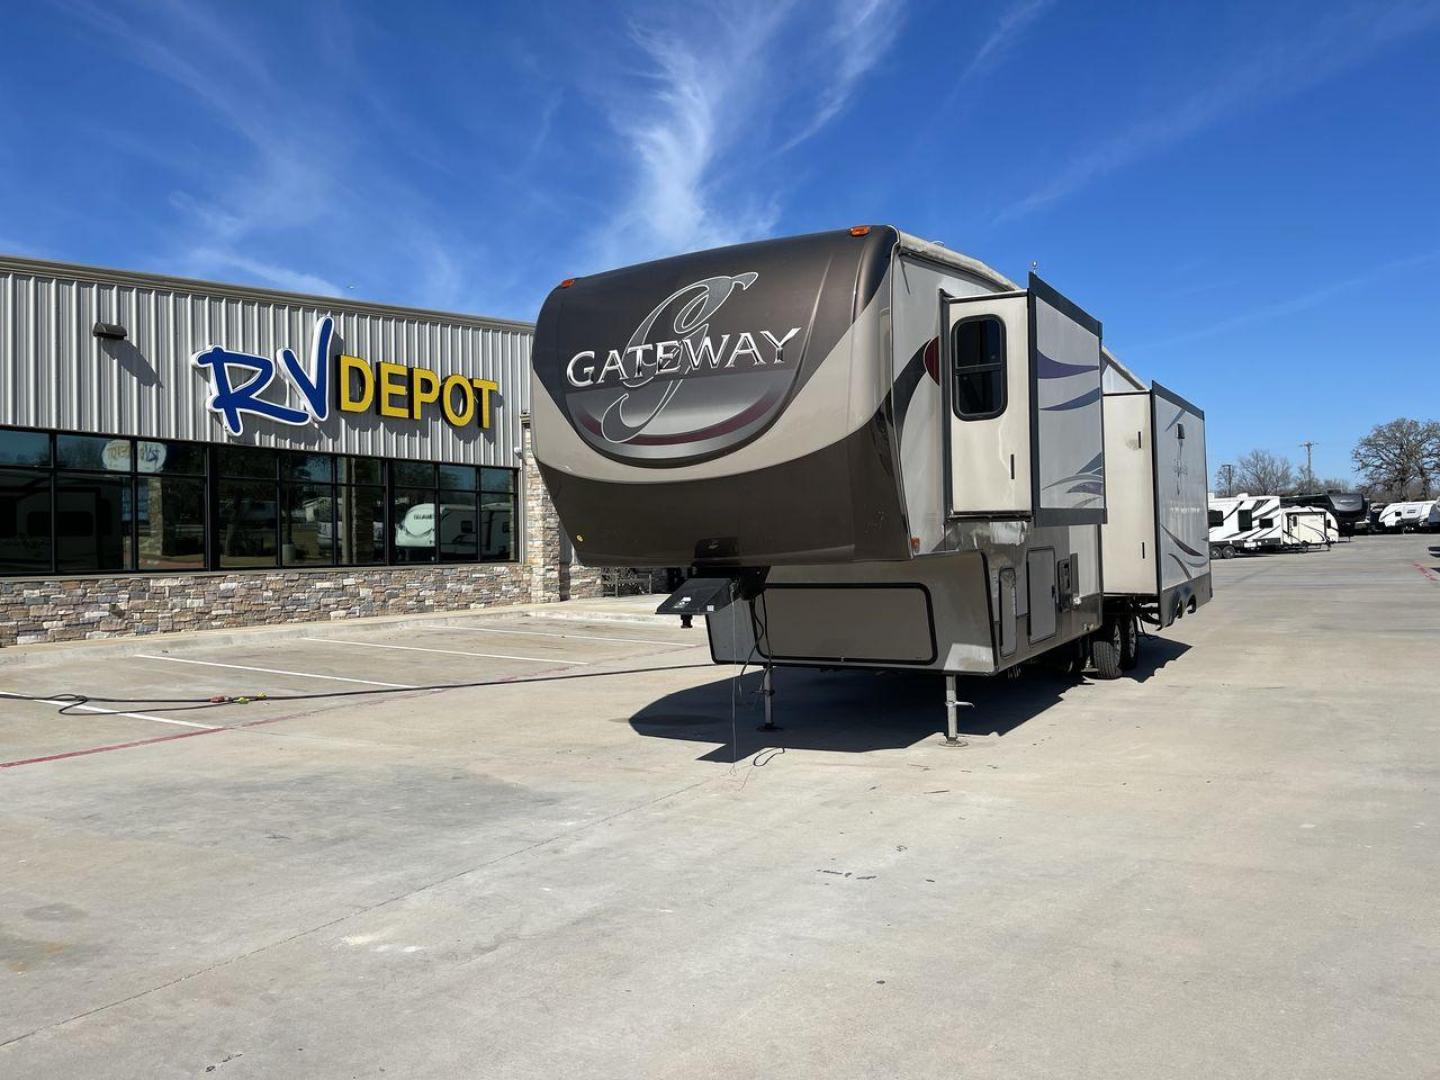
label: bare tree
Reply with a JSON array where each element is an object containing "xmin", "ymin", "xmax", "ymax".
[
  {"xmin": 1212, "ymin": 464, "xmax": 1237, "ymax": 496},
  {"xmin": 1234, "ymin": 449, "xmax": 1295, "ymax": 495},
  {"xmin": 1314, "ymin": 477, "xmax": 1357, "ymax": 493},
  {"xmin": 1352, "ymin": 418, "xmax": 1440, "ymax": 500}
]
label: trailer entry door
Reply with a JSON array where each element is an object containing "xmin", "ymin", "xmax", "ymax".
[{"xmin": 941, "ymin": 292, "xmax": 1030, "ymax": 517}]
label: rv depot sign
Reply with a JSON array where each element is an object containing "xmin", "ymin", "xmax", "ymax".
[{"xmin": 193, "ymin": 316, "xmax": 500, "ymax": 437}]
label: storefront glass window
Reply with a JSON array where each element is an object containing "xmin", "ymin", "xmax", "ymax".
[
  {"xmin": 55, "ymin": 475, "xmax": 131, "ymax": 572},
  {"xmin": 481, "ymin": 469, "xmax": 515, "ymax": 560},
  {"xmin": 282, "ymin": 452, "xmax": 333, "ymax": 483},
  {"xmin": 136, "ymin": 476, "xmax": 206, "ymax": 570},
  {"xmin": 438, "ymin": 464, "xmax": 477, "ymax": 491},
  {"xmin": 480, "ymin": 492, "xmax": 514, "ymax": 560},
  {"xmin": 392, "ymin": 461, "xmax": 435, "ymax": 487},
  {"xmin": 57, "ymin": 434, "xmax": 131, "ymax": 472},
  {"xmin": 282, "ymin": 483, "xmax": 333, "ymax": 566},
  {"xmin": 337, "ymin": 485, "xmax": 385, "ymax": 565},
  {"xmin": 436, "ymin": 491, "xmax": 479, "ymax": 561},
  {"xmin": 218, "ymin": 479, "xmax": 279, "ymax": 567},
  {"xmin": 0, "ymin": 468, "xmax": 52, "ymax": 573},
  {"xmin": 138, "ymin": 440, "xmax": 207, "ymax": 476},
  {"xmin": 217, "ymin": 445, "xmax": 278, "ymax": 479},
  {"xmin": 0, "ymin": 425, "xmax": 519, "ymax": 577},
  {"xmin": 480, "ymin": 467, "xmax": 515, "ymax": 495},
  {"xmin": 0, "ymin": 429, "xmax": 51, "ymax": 467},
  {"xmin": 338, "ymin": 456, "xmax": 382, "ymax": 486},
  {"xmin": 391, "ymin": 486, "xmax": 438, "ymax": 563}
]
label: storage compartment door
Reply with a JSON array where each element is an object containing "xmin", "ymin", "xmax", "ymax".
[
  {"xmin": 942, "ymin": 293, "xmax": 1030, "ymax": 516},
  {"xmin": 755, "ymin": 585, "xmax": 937, "ymax": 665},
  {"xmin": 1026, "ymin": 549, "xmax": 1057, "ymax": 642}
]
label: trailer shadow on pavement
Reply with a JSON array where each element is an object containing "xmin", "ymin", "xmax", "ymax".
[
  {"xmin": 631, "ymin": 637, "xmax": 1195, "ymax": 761},
  {"xmin": 1126, "ymin": 635, "xmax": 1191, "ymax": 682}
]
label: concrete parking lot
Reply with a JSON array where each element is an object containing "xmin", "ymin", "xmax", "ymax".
[{"xmin": 2, "ymin": 536, "xmax": 1437, "ymax": 1079}]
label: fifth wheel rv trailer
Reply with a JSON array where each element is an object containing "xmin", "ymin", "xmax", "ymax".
[
  {"xmin": 1283, "ymin": 491, "xmax": 1367, "ymax": 535},
  {"xmin": 1208, "ymin": 494, "xmax": 1284, "ymax": 557},
  {"xmin": 531, "ymin": 226, "xmax": 1211, "ymax": 740}
]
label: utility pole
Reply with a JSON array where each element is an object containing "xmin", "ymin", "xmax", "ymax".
[
  {"xmin": 1299, "ymin": 441, "xmax": 1317, "ymax": 491},
  {"xmin": 1220, "ymin": 463, "xmax": 1235, "ymax": 496}
]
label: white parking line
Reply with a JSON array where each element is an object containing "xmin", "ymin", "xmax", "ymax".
[
  {"xmin": 134, "ymin": 654, "xmax": 416, "ymax": 688},
  {"xmin": 446, "ymin": 624, "xmax": 701, "ymax": 648},
  {"xmin": 299, "ymin": 637, "xmax": 588, "ymax": 665},
  {"xmin": 0, "ymin": 691, "xmax": 218, "ymax": 729}
]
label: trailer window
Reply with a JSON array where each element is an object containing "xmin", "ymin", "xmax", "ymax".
[
  {"xmin": 1208, "ymin": 509, "xmax": 1223, "ymax": 527},
  {"xmin": 951, "ymin": 316, "xmax": 1007, "ymax": 420}
]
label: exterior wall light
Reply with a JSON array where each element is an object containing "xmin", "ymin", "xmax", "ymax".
[{"xmin": 93, "ymin": 321, "xmax": 128, "ymax": 341}]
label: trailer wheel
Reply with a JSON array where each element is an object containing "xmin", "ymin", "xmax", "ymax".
[
  {"xmin": 1221, "ymin": 544, "xmax": 1236, "ymax": 560},
  {"xmin": 1091, "ymin": 619, "xmax": 1125, "ymax": 680},
  {"xmin": 1119, "ymin": 615, "xmax": 1140, "ymax": 671}
]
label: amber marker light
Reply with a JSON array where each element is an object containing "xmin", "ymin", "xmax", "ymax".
[
  {"xmin": 849, "ymin": 225, "xmax": 871, "ymax": 236},
  {"xmin": 559, "ymin": 278, "xmax": 577, "ymax": 288}
]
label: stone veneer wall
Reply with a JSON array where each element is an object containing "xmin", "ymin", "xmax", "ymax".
[
  {"xmin": 0, "ymin": 417, "xmax": 612, "ymax": 647},
  {"xmin": 0, "ymin": 566, "xmax": 531, "ymax": 646}
]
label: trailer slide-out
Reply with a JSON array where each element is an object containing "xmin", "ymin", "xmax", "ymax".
[{"xmin": 531, "ymin": 226, "xmax": 1211, "ymax": 739}]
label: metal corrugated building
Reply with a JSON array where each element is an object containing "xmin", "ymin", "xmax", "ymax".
[
  {"xmin": 0, "ymin": 254, "xmax": 565, "ymax": 645},
  {"xmin": 0, "ymin": 255, "xmax": 531, "ymax": 462}
]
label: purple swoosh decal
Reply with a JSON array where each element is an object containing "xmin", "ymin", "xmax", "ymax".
[
  {"xmin": 1035, "ymin": 349, "xmax": 1098, "ymax": 380},
  {"xmin": 1041, "ymin": 387, "xmax": 1101, "ymax": 412}
]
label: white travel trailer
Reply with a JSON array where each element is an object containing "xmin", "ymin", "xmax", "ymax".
[
  {"xmin": 532, "ymin": 227, "xmax": 1211, "ymax": 739},
  {"xmin": 1208, "ymin": 494, "xmax": 1284, "ymax": 557},
  {"xmin": 1378, "ymin": 500, "xmax": 1432, "ymax": 532},
  {"xmin": 1281, "ymin": 505, "xmax": 1335, "ymax": 549}
]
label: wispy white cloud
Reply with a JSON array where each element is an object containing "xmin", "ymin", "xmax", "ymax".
[
  {"xmin": 63, "ymin": 0, "xmax": 342, "ymax": 287},
  {"xmin": 780, "ymin": 0, "xmax": 905, "ymax": 151},
  {"xmin": 961, "ymin": 0, "xmax": 1053, "ymax": 83},
  {"xmin": 1131, "ymin": 249, "xmax": 1440, "ymax": 352},
  {"xmin": 0, "ymin": 236, "xmax": 41, "ymax": 257},
  {"xmin": 590, "ymin": 0, "xmax": 906, "ymax": 269},
  {"xmin": 996, "ymin": 0, "xmax": 1440, "ymax": 223},
  {"xmin": 185, "ymin": 249, "xmax": 345, "ymax": 296}
]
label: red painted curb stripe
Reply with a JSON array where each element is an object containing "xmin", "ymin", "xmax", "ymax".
[
  {"xmin": 1, "ymin": 726, "xmax": 224, "ymax": 768},
  {"xmin": 0, "ymin": 711, "xmax": 301, "ymax": 770}
]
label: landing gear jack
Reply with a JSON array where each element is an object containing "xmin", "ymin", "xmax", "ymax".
[
  {"xmin": 943, "ymin": 673, "xmax": 973, "ymax": 747},
  {"xmin": 758, "ymin": 663, "xmax": 778, "ymax": 731}
]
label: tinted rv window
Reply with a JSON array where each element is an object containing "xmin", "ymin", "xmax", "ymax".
[
  {"xmin": 951, "ymin": 317, "xmax": 1006, "ymax": 420},
  {"xmin": 1208, "ymin": 509, "xmax": 1223, "ymax": 527}
]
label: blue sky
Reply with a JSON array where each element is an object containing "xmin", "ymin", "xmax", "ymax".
[{"xmin": 2, "ymin": 0, "xmax": 1437, "ymax": 483}]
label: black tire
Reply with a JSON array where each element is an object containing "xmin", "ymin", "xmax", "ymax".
[
  {"xmin": 1221, "ymin": 544, "xmax": 1236, "ymax": 560},
  {"xmin": 1091, "ymin": 619, "xmax": 1124, "ymax": 680},
  {"xmin": 1119, "ymin": 615, "xmax": 1140, "ymax": 671}
]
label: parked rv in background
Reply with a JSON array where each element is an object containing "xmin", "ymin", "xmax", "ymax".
[
  {"xmin": 1377, "ymin": 500, "xmax": 1436, "ymax": 532},
  {"xmin": 532, "ymin": 226, "xmax": 1211, "ymax": 739},
  {"xmin": 1282, "ymin": 491, "xmax": 1367, "ymax": 535},
  {"xmin": 1208, "ymin": 494, "xmax": 1283, "ymax": 557},
  {"xmin": 1281, "ymin": 505, "xmax": 1335, "ymax": 549}
]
